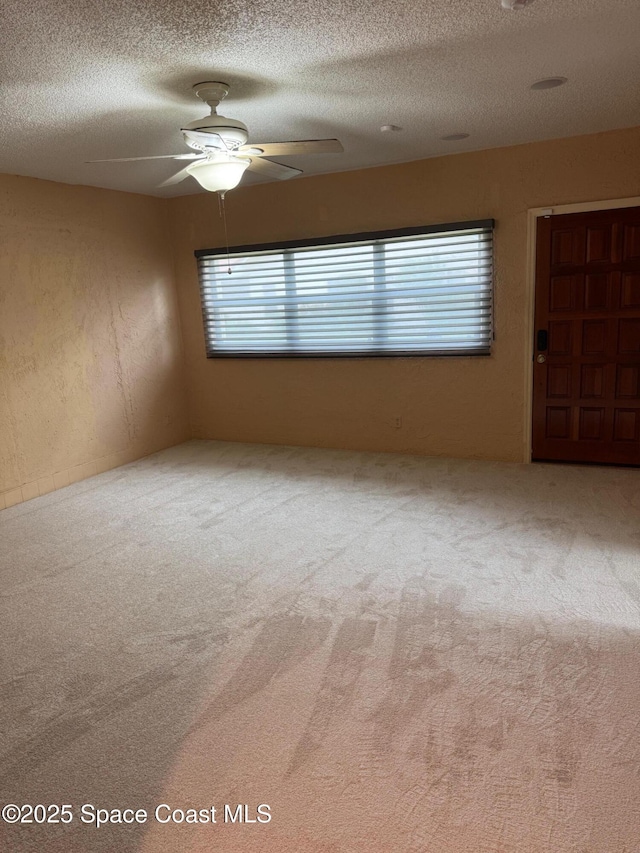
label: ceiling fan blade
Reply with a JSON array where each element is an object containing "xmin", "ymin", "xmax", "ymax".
[
  {"xmin": 247, "ymin": 157, "xmax": 302, "ymax": 181},
  {"xmin": 86, "ymin": 153, "xmax": 203, "ymax": 163},
  {"xmin": 158, "ymin": 165, "xmax": 195, "ymax": 187},
  {"xmin": 241, "ymin": 139, "xmax": 343, "ymax": 157}
]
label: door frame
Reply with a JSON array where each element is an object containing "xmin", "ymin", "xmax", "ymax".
[{"xmin": 524, "ymin": 196, "xmax": 640, "ymax": 462}]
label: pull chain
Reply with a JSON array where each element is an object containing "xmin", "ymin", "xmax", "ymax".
[{"xmin": 218, "ymin": 191, "xmax": 232, "ymax": 274}]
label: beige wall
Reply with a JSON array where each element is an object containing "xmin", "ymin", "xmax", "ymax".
[
  {"xmin": 169, "ymin": 126, "xmax": 640, "ymax": 462},
  {"xmin": 0, "ymin": 174, "xmax": 189, "ymax": 507}
]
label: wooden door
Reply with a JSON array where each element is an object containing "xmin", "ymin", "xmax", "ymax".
[{"xmin": 532, "ymin": 206, "xmax": 640, "ymax": 465}]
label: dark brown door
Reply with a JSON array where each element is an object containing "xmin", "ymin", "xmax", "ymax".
[{"xmin": 532, "ymin": 206, "xmax": 640, "ymax": 465}]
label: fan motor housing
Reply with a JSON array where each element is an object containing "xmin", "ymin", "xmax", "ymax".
[{"xmin": 182, "ymin": 114, "xmax": 248, "ymax": 150}]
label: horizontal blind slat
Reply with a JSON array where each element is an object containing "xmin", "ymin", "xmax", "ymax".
[
  {"xmin": 201, "ymin": 272, "xmax": 491, "ymax": 291},
  {"xmin": 208, "ymin": 346, "xmax": 491, "ymax": 355},
  {"xmin": 210, "ymin": 326, "xmax": 492, "ymax": 339},
  {"xmin": 198, "ymin": 235, "xmax": 492, "ymax": 268},
  {"xmin": 206, "ymin": 307, "xmax": 492, "ymax": 323},
  {"xmin": 204, "ymin": 292, "xmax": 489, "ymax": 310},
  {"xmin": 205, "ymin": 312, "xmax": 492, "ymax": 328},
  {"xmin": 200, "ymin": 244, "xmax": 491, "ymax": 273},
  {"xmin": 201, "ymin": 258, "xmax": 492, "ymax": 278}
]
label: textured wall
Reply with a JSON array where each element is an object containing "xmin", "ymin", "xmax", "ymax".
[
  {"xmin": 169, "ymin": 126, "xmax": 640, "ymax": 462},
  {"xmin": 0, "ymin": 174, "xmax": 189, "ymax": 503}
]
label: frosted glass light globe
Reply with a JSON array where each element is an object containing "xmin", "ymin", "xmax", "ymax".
[{"xmin": 186, "ymin": 155, "xmax": 251, "ymax": 192}]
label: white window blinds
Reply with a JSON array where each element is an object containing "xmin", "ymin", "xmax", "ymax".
[{"xmin": 196, "ymin": 220, "xmax": 493, "ymax": 357}]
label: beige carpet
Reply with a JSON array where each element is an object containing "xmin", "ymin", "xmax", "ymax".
[{"xmin": 1, "ymin": 440, "xmax": 639, "ymax": 852}]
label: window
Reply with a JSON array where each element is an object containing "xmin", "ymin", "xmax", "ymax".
[{"xmin": 195, "ymin": 219, "xmax": 494, "ymax": 357}]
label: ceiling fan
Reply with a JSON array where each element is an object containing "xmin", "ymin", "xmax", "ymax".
[{"xmin": 88, "ymin": 82, "xmax": 344, "ymax": 194}]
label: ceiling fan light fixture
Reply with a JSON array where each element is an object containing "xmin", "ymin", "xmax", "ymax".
[{"xmin": 186, "ymin": 155, "xmax": 251, "ymax": 192}]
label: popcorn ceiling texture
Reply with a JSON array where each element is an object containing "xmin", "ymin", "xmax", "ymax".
[
  {"xmin": 1, "ymin": 440, "xmax": 639, "ymax": 852},
  {"xmin": 0, "ymin": 0, "xmax": 639, "ymax": 196}
]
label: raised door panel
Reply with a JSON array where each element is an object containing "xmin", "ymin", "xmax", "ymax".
[
  {"xmin": 579, "ymin": 408, "xmax": 606, "ymax": 441},
  {"xmin": 618, "ymin": 319, "xmax": 640, "ymax": 353},
  {"xmin": 549, "ymin": 276, "xmax": 578, "ymax": 311},
  {"xmin": 622, "ymin": 224, "xmax": 640, "ymax": 262},
  {"xmin": 547, "ymin": 364, "xmax": 572, "ymax": 398},
  {"xmin": 551, "ymin": 228, "xmax": 584, "ymax": 267},
  {"xmin": 546, "ymin": 407, "xmax": 571, "ymax": 439},
  {"xmin": 582, "ymin": 320, "xmax": 607, "ymax": 355},
  {"xmin": 616, "ymin": 364, "xmax": 640, "ymax": 398},
  {"xmin": 621, "ymin": 274, "xmax": 640, "ymax": 309},
  {"xmin": 548, "ymin": 321, "xmax": 573, "ymax": 355},
  {"xmin": 613, "ymin": 409, "xmax": 640, "ymax": 442},
  {"xmin": 584, "ymin": 274, "xmax": 610, "ymax": 311},
  {"xmin": 580, "ymin": 364, "xmax": 605, "ymax": 398},
  {"xmin": 585, "ymin": 225, "xmax": 613, "ymax": 264}
]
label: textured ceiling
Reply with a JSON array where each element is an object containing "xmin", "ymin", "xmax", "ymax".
[{"xmin": 1, "ymin": 0, "xmax": 639, "ymax": 197}]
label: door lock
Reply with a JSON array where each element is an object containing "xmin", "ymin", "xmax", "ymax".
[
  {"xmin": 536, "ymin": 329, "xmax": 548, "ymax": 351},
  {"xmin": 536, "ymin": 354, "xmax": 546, "ymax": 364}
]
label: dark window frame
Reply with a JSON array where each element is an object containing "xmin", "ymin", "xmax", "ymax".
[{"xmin": 195, "ymin": 219, "xmax": 495, "ymax": 359}]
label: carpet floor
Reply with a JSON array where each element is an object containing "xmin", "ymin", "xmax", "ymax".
[{"xmin": 1, "ymin": 439, "xmax": 639, "ymax": 852}]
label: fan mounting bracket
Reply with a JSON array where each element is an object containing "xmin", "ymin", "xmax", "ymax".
[{"xmin": 192, "ymin": 82, "xmax": 230, "ymax": 111}]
